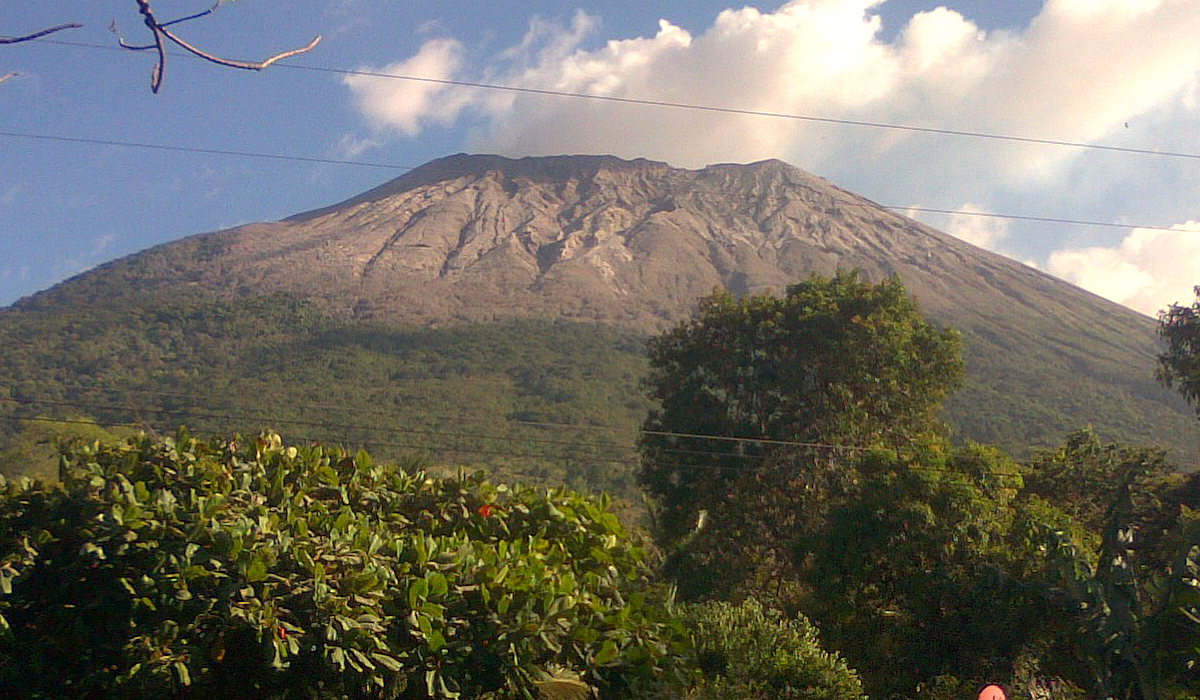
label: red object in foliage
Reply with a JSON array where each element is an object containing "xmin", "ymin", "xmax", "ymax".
[
  {"xmin": 978, "ymin": 685, "xmax": 1005, "ymax": 700},
  {"xmin": 277, "ymin": 627, "xmax": 287, "ymax": 640},
  {"xmin": 478, "ymin": 504, "xmax": 496, "ymax": 517}
]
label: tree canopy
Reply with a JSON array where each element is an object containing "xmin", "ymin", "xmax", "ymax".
[
  {"xmin": 1158, "ymin": 285, "xmax": 1200, "ymax": 419},
  {"xmin": 638, "ymin": 270, "xmax": 964, "ymax": 543}
]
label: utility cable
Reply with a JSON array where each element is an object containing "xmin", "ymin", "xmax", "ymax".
[
  {"xmin": 1, "ymin": 128, "xmax": 1194, "ymax": 235},
  {"xmin": 21, "ymin": 36, "xmax": 1200, "ymax": 163},
  {"xmin": 0, "ymin": 398, "xmax": 1029, "ymax": 479}
]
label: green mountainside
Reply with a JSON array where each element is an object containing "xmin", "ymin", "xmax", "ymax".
[
  {"xmin": 0, "ymin": 292, "xmax": 650, "ymax": 500},
  {"xmin": 1, "ymin": 154, "xmax": 1195, "ymax": 496}
]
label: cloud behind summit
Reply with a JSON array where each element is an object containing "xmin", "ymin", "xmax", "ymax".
[{"xmin": 344, "ymin": 0, "xmax": 1200, "ymax": 316}]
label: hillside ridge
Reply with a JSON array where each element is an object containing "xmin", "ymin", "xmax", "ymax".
[{"xmin": 2, "ymin": 153, "xmax": 1192, "ymax": 463}]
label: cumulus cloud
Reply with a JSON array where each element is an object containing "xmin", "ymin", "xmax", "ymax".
[
  {"xmin": 912, "ymin": 203, "xmax": 1012, "ymax": 251},
  {"xmin": 344, "ymin": 38, "xmax": 475, "ymax": 135},
  {"xmin": 1047, "ymin": 222, "xmax": 1200, "ymax": 316},
  {"xmin": 342, "ymin": 0, "xmax": 1200, "ymax": 314},
  {"xmin": 345, "ymin": 0, "xmax": 1199, "ymax": 171}
]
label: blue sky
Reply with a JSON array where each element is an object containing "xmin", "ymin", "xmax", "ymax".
[{"xmin": 3, "ymin": 0, "xmax": 1198, "ymax": 316}]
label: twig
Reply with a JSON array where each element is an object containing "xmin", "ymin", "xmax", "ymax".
[
  {"xmin": 120, "ymin": 0, "xmax": 320, "ymax": 93},
  {"xmin": 160, "ymin": 25, "xmax": 322, "ymax": 72},
  {"xmin": 0, "ymin": 23, "xmax": 83, "ymax": 45},
  {"xmin": 0, "ymin": 72, "xmax": 17, "ymax": 85}
]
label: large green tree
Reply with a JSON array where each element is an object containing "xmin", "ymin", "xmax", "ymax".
[
  {"xmin": 1159, "ymin": 285, "xmax": 1200, "ymax": 420},
  {"xmin": 639, "ymin": 270, "xmax": 964, "ymax": 545},
  {"xmin": 802, "ymin": 443, "xmax": 1039, "ymax": 698}
]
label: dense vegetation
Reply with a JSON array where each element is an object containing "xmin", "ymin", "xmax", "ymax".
[
  {"xmin": 0, "ymin": 294, "xmax": 650, "ymax": 501},
  {"xmin": 639, "ymin": 275, "xmax": 1200, "ymax": 700},
  {"xmin": 640, "ymin": 272, "xmax": 964, "ymax": 542},
  {"xmin": 1, "ymin": 276, "xmax": 1195, "ymax": 506},
  {"xmin": 0, "ymin": 430, "xmax": 691, "ymax": 699},
  {"xmin": 1159, "ymin": 285, "xmax": 1200, "ymax": 419},
  {"xmin": 2, "ymin": 275, "xmax": 1199, "ymax": 699}
]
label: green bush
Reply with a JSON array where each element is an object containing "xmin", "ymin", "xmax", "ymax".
[
  {"xmin": 683, "ymin": 598, "xmax": 865, "ymax": 700},
  {"xmin": 0, "ymin": 430, "xmax": 691, "ymax": 699}
]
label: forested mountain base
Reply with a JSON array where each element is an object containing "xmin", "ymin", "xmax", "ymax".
[
  {"xmin": 0, "ymin": 294, "xmax": 649, "ymax": 501},
  {"xmin": 2, "ymin": 275, "xmax": 1199, "ymax": 700},
  {"xmin": 1, "ymin": 290, "xmax": 1194, "ymax": 502}
]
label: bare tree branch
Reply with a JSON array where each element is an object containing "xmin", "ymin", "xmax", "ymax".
[
  {"xmin": 159, "ymin": 25, "xmax": 322, "ymax": 71},
  {"xmin": 0, "ymin": 72, "xmax": 17, "ymax": 85},
  {"xmin": 157, "ymin": 3, "xmax": 219, "ymax": 29},
  {"xmin": 121, "ymin": 0, "xmax": 321, "ymax": 93},
  {"xmin": 0, "ymin": 23, "xmax": 83, "ymax": 45}
]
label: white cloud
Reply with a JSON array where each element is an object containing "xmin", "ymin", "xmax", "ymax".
[
  {"xmin": 1046, "ymin": 222, "xmax": 1200, "ymax": 316},
  {"xmin": 345, "ymin": 0, "xmax": 1200, "ymax": 172},
  {"xmin": 342, "ymin": 0, "xmax": 1200, "ymax": 314},
  {"xmin": 343, "ymin": 38, "xmax": 475, "ymax": 136},
  {"xmin": 331, "ymin": 133, "xmax": 383, "ymax": 159},
  {"xmin": 914, "ymin": 203, "xmax": 1012, "ymax": 251}
]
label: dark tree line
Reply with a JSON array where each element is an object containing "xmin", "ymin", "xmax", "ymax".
[{"xmin": 639, "ymin": 271, "xmax": 1200, "ymax": 700}]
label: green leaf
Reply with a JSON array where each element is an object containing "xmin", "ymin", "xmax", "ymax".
[
  {"xmin": 246, "ymin": 557, "xmax": 268, "ymax": 583},
  {"xmin": 173, "ymin": 661, "xmax": 191, "ymax": 686},
  {"xmin": 428, "ymin": 572, "xmax": 449, "ymax": 596},
  {"xmin": 371, "ymin": 652, "xmax": 404, "ymax": 673},
  {"xmin": 408, "ymin": 578, "xmax": 429, "ymax": 609},
  {"xmin": 594, "ymin": 640, "xmax": 618, "ymax": 665},
  {"xmin": 427, "ymin": 629, "xmax": 447, "ymax": 652}
]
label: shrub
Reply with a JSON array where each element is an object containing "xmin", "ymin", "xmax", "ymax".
[
  {"xmin": 0, "ymin": 430, "xmax": 691, "ymax": 699},
  {"xmin": 683, "ymin": 598, "xmax": 865, "ymax": 700}
]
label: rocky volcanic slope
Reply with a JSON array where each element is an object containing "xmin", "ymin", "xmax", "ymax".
[{"xmin": 11, "ymin": 154, "xmax": 1196, "ymax": 459}]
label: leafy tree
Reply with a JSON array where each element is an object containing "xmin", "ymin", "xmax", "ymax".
[
  {"xmin": 0, "ymin": 430, "xmax": 691, "ymax": 699},
  {"xmin": 1159, "ymin": 285, "xmax": 1200, "ymax": 420},
  {"xmin": 639, "ymin": 270, "xmax": 964, "ymax": 546},
  {"xmin": 802, "ymin": 442, "xmax": 1041, "ymax": 698},
  {"xmin": 1038, "ymin": 472, "xmax": 1200, "ymax": 700},
  {"xmin": 1022, "ymin": 428, "xmax": 1190, "ymax": 571},
  {"xmin": 683, "ymin": 598, "xmax": 866, "ymax": 700}
]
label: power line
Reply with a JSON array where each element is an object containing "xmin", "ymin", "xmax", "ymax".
[
  {"xmin": 6, "ymin": 412, "xmax": 1027, "ymax": 480},
  {"xmin": 887, "ymin": 206, "xmax": 1200, "ymax": 235},
  {"xmin": 0, "ymin": 127, "xmax": 1194, "ymax": 235},
  {"xmin": 291, "ymin": 64, "xmax": 1200, "ymax": 162},
  {"xmin": 1, "ymin": 396, "xmax": 1029, "ymax": 479},
  {"xmin": 0, "ymin": 130, "xmax": 407, "ymax": 170},
  {"xmin": 26, "ymin": 37, "xmax": 1200, "ymax": 163}
]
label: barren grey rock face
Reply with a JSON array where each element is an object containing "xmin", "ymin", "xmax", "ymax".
[{"xmin": 103, "ymin": 154, "xmax": 1141, "ymax": 337}]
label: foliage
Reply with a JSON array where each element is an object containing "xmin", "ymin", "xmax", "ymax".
[
  {"xmin": 0, "ymin": 430, "xmax": 691, "ymax": 700},
  {"xmin": 1039, "ymin": 473, "xmax": 1200, "ymax": 700},
  {"xmin": 1, "ymin": 276, "xmax": 1195, "ymax": 511},
  {"xmin": 682, "ymin": 598, "xmax": 865, "ymax": 700},
  {"xmin": 639, "ymin": 270, "xmax": 964, "ymax": 544},
  {"xmin": 1159, "ymin": 285, "xmax": 1200, "ymax": 418},
  {"xmin": 801, "ymin": 442, "xmax": 1045, "ymax": 698},
  {"xmin": 0, "ymin": 294, "xmax": 650, "ymax": 503},
  {"xmin": 1022, "ymin": 428, "xmax": 1190, "ymax": 572}
]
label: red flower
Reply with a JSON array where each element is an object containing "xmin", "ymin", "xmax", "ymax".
[
  {"xmin": 477, "ymin": 504, "xmax": 496, "ymax": 517},
  {"xmin": 277, "ymin": 627, "xmax": 287, "ymax": 640}
]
